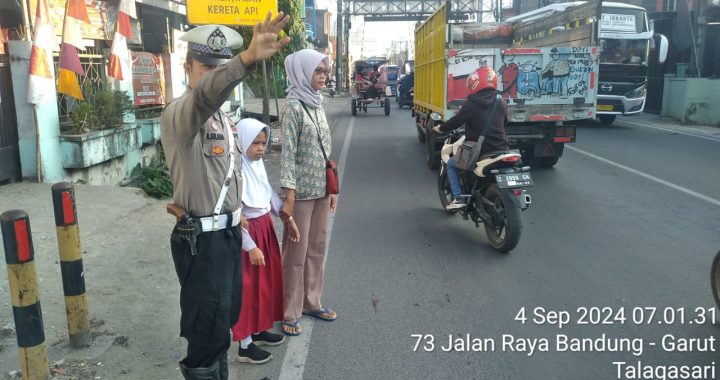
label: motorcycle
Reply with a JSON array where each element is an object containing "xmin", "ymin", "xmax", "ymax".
[
  {"xmin": 397, "ymin": 84, "xmax": 414, "ymax": 109},
  {"xmin": 437, "ymin": 128, "xmax": 533, "ymax": 252}
]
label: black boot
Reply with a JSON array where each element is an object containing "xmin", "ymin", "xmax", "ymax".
[
  {"xmin": 218, "ymin": 354, "xmax": 228, "ymax": 380},
  {"xmin": 179, "ymin": 360, "xmax": 221, "ymax": 380}
]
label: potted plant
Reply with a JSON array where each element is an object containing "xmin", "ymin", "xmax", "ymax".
[{"xmin": 59, "ymin": 88, "xmax": 141, "ymax": 169}]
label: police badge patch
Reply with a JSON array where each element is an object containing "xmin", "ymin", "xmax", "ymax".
[
  {"xmin": 212, "ymin": 145, "xmax": 225, "ymax": 155},
  {"xmin": 207, "ymin": 28, "xmax": 227, "ymax": 53}
]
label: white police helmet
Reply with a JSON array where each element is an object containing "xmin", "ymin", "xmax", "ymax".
[{"xmin": 180, "ymin": 25, "xmax": 244, "ymax": 65}]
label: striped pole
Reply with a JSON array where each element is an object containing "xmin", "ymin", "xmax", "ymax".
[
  {"xmin": 51, "ymin": 183, "xmax": 90, "ymax": 348},
  {"xmin": 1, "ymin": 210, "xmax": 50, "ymax": 380}
]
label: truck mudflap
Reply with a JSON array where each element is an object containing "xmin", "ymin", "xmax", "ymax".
[{"xmin": 507, "ymin": 124, "xmax": 575, "ymax": 168}]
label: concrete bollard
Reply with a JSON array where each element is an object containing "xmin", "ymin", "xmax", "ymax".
[
  {"xmin": 1, "ymin": 210, "xmax": 50, "ymax": 380},
  {"xmin": 51, "ymin": 183, "xmax": 90, "ymax": 348}
]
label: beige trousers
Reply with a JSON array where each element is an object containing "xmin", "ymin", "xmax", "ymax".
[{"xmin": 282, "ymin": 195, "xmax": 331, "ymax": 321}]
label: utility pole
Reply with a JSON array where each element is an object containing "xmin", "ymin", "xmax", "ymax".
[{"xmin": 336, "ymin": 0, "xmax": 343, "ymax": 93}]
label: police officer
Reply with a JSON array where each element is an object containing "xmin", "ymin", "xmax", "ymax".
[{"xmin": 160, "ymin": 13, "xmax": 290, "ymax": 380}]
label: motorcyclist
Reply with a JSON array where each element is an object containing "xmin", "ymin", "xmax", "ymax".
[
  {"xmin": 398, "ymin": 71, "xmax": 414, "ymax": 105},
  {"xmin": 432, "ymin": 66, "xmax": 509, "ymax": 210}
]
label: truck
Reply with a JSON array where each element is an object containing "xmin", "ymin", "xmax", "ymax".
[
  {"xmin": 413, "ymin": 0, "xmax": 602, "ymax": 169},
  {"xmin": 507, "ymin": 1, "xmax": 668, "ymax": 125}
]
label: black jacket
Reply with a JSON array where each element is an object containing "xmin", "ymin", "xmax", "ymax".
[
  {"xmin": 439, "ymin": 88, "xmax": 510, "ymax": 155},
  {"xmin": 399, "ymin": 73, "xmax": 414, "ymax": 95}
]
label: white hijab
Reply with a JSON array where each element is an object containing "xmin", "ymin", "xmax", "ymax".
[
  {"xmin": 237, "ymin": 118, "xmax": 273, "ymax": 208},
  {"xmin": 285, "ymin": 49, "xmax": 329, "ymax": 109}
]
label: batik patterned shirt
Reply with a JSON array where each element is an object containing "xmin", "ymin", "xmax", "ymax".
[{"xmin": 280, "ymin": 98, "xmax": 332, "ymax": 200}]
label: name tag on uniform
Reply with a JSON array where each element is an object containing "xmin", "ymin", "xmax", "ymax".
[{"xmin": 206, "ymin": 132, "xmax": 225, "ymax": 141}]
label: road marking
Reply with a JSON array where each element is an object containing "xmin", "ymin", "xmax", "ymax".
[
  {"xmin": 279, "ymin": 108, "xmax": 355, "ymax": 380},
  {"xmin": 566, "ymin": 145, "xmax": 720, "ymax": 207},
  {"xmin": 616, "ymin": 119, "xmax": 720, "ymax": 143},
  {"xmin": 336, "ymin": 116, "xmax": 355, "ymax": 190}
]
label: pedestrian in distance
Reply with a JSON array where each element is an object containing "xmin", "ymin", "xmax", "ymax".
[
  {"xmin": 432, "ymin": 66, "xmax": 510, "ymax": 210},
  {"xmin": 279, "ymin": 49, "xmax": 338, "ymax": 336},
  {"xmin": 160, "ymin": 12, "xmax": 290, "ymax": 380},
  {"xmin": 230, "ymin": 118, "xmax": 300, "ymax": 364}
]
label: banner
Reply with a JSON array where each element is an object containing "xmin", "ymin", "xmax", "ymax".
[
  {"xmin": 31, "ymin": 0, "xmax": 105, "ymax": 40},
  {"xmin": 131, "ymin": 52, "xmax": 165, "ymax": 106},
  {"xmin": 187, "ymin": 0, "xmax": 278, "ymax": 26}
]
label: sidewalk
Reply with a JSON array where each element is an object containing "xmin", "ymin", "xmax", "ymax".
[
  {"xmin": 615, "ymin": 113, "xmax": 720, "ymax": 139},
  {"xmin": 0, "ymin": 96, "xmax": 350, "ymax": 378}
]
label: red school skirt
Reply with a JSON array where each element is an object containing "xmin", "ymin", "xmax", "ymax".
[{"xmin": 231, "ymin": 213, "xmax": 284, "ymax": 339}]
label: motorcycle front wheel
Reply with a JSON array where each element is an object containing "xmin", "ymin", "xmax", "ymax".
[
  {"xmin": 482, "ymin": 184, "xmax": 522, "ymax": 252},
  {"xmin": 438, "ymin": 164, "xmax": 459, "ymax": 215},
  {"xmin": 710, "ymin": 249, "xmax": 720, "ymax": 310}
]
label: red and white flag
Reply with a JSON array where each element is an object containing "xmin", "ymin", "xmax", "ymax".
[
  {"xmin": 57, "ymin": 0, "xmax": 91, "ymax": 100},
  {"xmin": 0, "ymin": 28, "xmax": 9, "ymax": 55},
  {"xmin": 108, "ymin": 0, "xmax": 136, "ymax": 80},
  {"xmin": 27, "ymin": 0, "xmax": 57, "ymax": 104}
]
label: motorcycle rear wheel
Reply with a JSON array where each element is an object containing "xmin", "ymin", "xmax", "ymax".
[
  {"xmin": 438, "ymin": 164, "xmax": 459, "ymax": 215},
  {"xmin": 482, "ymin": 184, "xmax": 522, "ymax": 253}
]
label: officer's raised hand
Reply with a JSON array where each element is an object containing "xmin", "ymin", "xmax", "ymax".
[{"xmin": 239, "ymin": 11, "xmax": 291, "ymax": 67}]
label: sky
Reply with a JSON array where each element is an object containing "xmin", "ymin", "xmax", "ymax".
[
  {"xmin": 348, "ymin": 17, "xmax": 416, "ymax": 61},
  {"xmin": 310, "ymin": 0, "xmax": 518, "ymax": 60},
  {"xmin": 310, "ymin": 0, "xmax": 416, "ymax": 61}
]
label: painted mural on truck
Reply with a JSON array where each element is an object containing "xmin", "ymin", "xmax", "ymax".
[{"xmin": 447, "ymin": 47, "xmax": 598, "ymax": 109}]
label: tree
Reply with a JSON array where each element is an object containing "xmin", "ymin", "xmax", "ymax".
[{"xmin": 236, "ymin": 0, "xmax": 305, "ymax": 99}]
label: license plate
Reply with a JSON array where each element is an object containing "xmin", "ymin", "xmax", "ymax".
[
  {"xmin": 597, "ymin": 104, "xmax": 614, "ymax": 111},
  {"xmin": 496, "ymin": 172, "xmax": 534, "ymax": 188}
]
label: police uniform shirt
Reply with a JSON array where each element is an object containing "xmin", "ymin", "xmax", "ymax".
[{"xmin": 161, "ymin": 54, "xmax": 251, "ymax": 217}]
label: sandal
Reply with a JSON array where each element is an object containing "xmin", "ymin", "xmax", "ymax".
[
  {"xmin": 302, "ymin": 307, "xmax": 337, "ymax": 322},
  {"xmin": 281, "ymin": 320, "xmax": 302, "ymax": 336}
]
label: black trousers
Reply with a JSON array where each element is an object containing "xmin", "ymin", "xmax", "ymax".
[{"xmin": 171, "ymin": 225, "xmax": 242, "ymax": 370}]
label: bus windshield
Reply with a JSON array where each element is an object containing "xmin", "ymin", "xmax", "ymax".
[{"xmin": 600, "ymin": 38, "xmax": 649, "ymax": 65}]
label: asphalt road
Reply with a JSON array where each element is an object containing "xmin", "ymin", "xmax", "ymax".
[{"xmin": 276, "ymin": 102, "xmax": 720, "ymax": 379}]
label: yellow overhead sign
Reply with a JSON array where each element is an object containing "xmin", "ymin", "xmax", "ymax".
[{"xmin": 187, "ymin": 0, "xmax": 278, "ymax": 26}]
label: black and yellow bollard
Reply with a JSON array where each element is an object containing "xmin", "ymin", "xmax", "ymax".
[
  {"xmin": 51, "ymin": 183, "xmax": 90, "ymax": 348},
  {"xmin": 1, "ymin": 210, "xmax": 50, "ymax": 380}
]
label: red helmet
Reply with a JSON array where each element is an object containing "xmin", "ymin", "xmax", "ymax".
[{"xmin": 466, "ymin": 66, "xmax": 498, "ymax": 93}]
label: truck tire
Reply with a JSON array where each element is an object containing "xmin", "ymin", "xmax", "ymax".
[
  {"xmin": 521, "ymin": 151, "xmax": 540, "ymax": 168},
  {"xmin": 540, "ymin": 156, "xmax": 560, "ymax": 168},
  {"xmin": 599, "ymin": 115, "xmax": 616, "ymax": 125},
  {"xmin": 416, "ymin": 124, "xmax": 426, "ymax": 143},
  {"xmin": 425, "ymin": 127, "xmax": 440, "ymax": 170},
  {"xmin": 351, "ymin": 99, "xmax": 357, "ymax": 116}
]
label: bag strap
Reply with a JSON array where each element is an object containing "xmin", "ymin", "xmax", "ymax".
[
  {"xmin": 299, "ymin": 101, "xmax": 330, "ymax": 163},
  {"xmin": 478, "ymin": 98, "xmax": 498, "ymax": 138},
  {"xmin": 212, "ymin": 114, "xmax": 236, "ymax": 221},
  {"xmin": 467, "ymin": 98, "xmax": 499, "ymax": 164}
]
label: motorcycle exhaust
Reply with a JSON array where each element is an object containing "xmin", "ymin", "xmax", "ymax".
[{"xmin": 505, "ymin": 189, "xmax": 531, "ymax": 210}]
